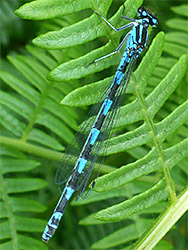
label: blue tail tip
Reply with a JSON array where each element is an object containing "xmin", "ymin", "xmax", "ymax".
[{"xmin": 42, "ymin": 233, "xmax": 50, "ymax": 243}]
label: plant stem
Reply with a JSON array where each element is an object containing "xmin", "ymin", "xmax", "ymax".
[{"xmin": 131, "ymin": 187, "xmax": 188, "ymax": 250}]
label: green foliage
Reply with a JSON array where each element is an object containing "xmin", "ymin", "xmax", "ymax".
[
  {"xmin": 0, "ymin": 0, "xmax": 23, "ymax": 47},
  {"xmin": 0, "ymin": 7, "xmax": 80, "ymax": 249},
  {"xmin": 1, "ymin": 0, "xmax": 187, "ymax": 249},
  {"xmin": 0, "ymin": 147, "xmax": 47, "ymax": 250}
]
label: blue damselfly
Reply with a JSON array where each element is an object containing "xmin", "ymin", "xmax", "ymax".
[{"xmin": 42, "ymin": 6, "xmax": 158, "ymax": 242}]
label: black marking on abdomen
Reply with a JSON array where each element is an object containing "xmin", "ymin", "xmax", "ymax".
[
  {"xmin": 81, "ymin": 139, "xmax": 93, "ymax": 159},
  {"xmin": 108, "ymin": 82, "xmax": 119, "ymax": 100},
  {"xmin": 56, "ymin": 198, "xmax": 69, "ymax": 213},
  {"xmin": 120, "ymin": 61, "xmax": 129, "ymax": 73},
  {"xmin": 94, "ymin": 111, "xmax": 106, "ymax": 130}
]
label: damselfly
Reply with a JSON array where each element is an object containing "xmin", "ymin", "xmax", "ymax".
[{"xmin": 42, "ymin": 6, "xmax": 158, "ymax": 242}]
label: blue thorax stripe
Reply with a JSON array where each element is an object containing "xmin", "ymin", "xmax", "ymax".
[{"xmin": 139, "ymin": 25, "xmax": 143, "ymax": 43}]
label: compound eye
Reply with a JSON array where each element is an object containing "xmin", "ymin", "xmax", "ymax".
[
  {"xmin": 137, "ymin": 7, "xmax": 144, "ymax": 15},
  {"xmin": 151, "ymin": 17, "xmax": 158, "ymax": 27},
  {"xmin": 137, "ymin": 7, "xmax": 142, "ymax": 13}
]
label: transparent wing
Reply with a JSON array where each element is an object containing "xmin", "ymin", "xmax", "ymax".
[
  {"xmin": 55, "ymin": 56, "xmax": 136, "ymax": 196},
  {"xmin": 75, "ymin": 56, "xmax": 137, "ymax": 199},
  {"xmin": 55, "ymin": 84, "xmax": 111, "ymax": 190}
]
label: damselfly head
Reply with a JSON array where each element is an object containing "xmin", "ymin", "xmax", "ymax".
[{"xmin": 137, "ymin": 7, "xmax": 158, "ymax": 27}]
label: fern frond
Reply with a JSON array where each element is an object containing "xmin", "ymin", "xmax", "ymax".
[
  {"xmin": 164, "ymin": 4, "xmax": 188, "ymax": 58},
  {"xmin": 46, "ymin": 2, "xmax": 187, "ymax": 249},
  {"xmin": 2, "ymin": 0, "xmax": 187, "ymax": 249},
  {"xmin": 0, "ymin": 46, "xmax": 79, "ymax": 147},
  {"xmin": 16, "ymin": 0, "xmax": 142, "ymax": 82},
  {"xmin": 0, "ymin": 31, "xmax": 81, "ymax": 250},
  {"xmin": 0, "ymin": 146, "xmax": 47, "ymax": 250}
]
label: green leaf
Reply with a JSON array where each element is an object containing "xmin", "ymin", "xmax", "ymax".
[
  {"xmin": 0, "ymin": 235, "xmax": 48, "ymax": 250},
  {"xmin": 0, "ymin": 71, "xmax": 40, "ymax": 105},
  {"xmin": 1, "ymin": 158, "xmax": 40, "ymax": 174},
  {"xmin": 4, "ymin": 178, "xmax": 46, "ymax": 193},
  {"xmin": 165, "ymin": 32, "xmax": 188, "ymax": 46},
  {"xmin": 15, "ymin": 216, "xmax": 46, "ymax": 232},
  {"xmin": 171, "ymin": 4, "xmax": 188, "ymax": 17},
  {"xmin": 18, "ymin": 235, "xmax": 48, "ymax": 250},
  {"xmin": 166, "ymin": 18, "xmax": 187, "ymax": 32},
  {"xmin": 91, "ymin": 219, "xmax": 153, "ymax": 249},
  {"xmin": 15, "ymin": 0, "xmax": 112, "ymax": 20},
  {"xmin": 94, "ymin": 139, "xmax": 188, "ymax": 192},
  {"xmin": 0, "ymin": 198, "xmax": 45, "ymax": 218},
  {"xmin": 0, "ymin": 105, "xmax": 26, "ymax": 137},
  {"xmin": 0, "ymin": 148, "xmax": 47, "ymax": 249},
  {"xmin": 80, "ymin": 202, "xmax": 167, "ymax": 226},
  {"xmin": 95, "ymin": 179, "xmax": 168, "ymax": 222}
]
